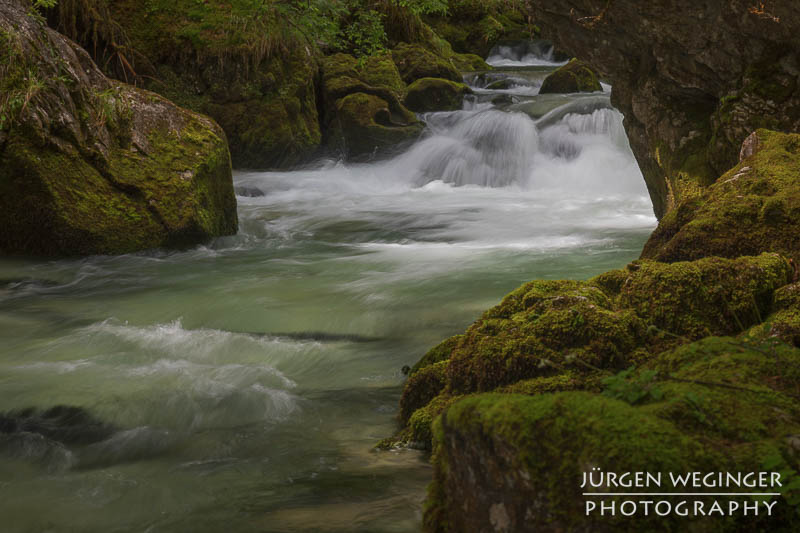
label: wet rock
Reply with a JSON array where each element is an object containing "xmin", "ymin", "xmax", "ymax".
[
  {"xmin": 740, "ymin": 130, "xmax": 763, "ymax": 161},
  {"xmin": 539, "ymin": 59, "xmax": 602, "ymax": 94},
  {"xmin": 404, "ymin": 78, "xmax": 472, "ymax": 112},
  {"xmin": 0, "ymin": 406, "xmax": 114, "ymax": 446}
]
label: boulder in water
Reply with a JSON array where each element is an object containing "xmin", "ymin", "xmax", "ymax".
[
  {"xmin": 404, "ymin": 78, "xmax": 472, "ymax": 113},
  {"xmin": 321, "ymin": 54, "xmax": 423, "ymax": 159},
  {"xmin": 539, "ymin": 59, "xmax": 602, "ymax": 94},
  {"xmin": 0, "ymin": 0, "xmax": 237, "ymax": 256},
  {"xmin": 327, "ymin": 93, "xmax": 423, "ymax": 159}
]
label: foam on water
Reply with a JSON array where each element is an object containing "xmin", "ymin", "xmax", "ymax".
[{"xmin": 486, "ymin": 41, "xmax": 569, "ymax": 67}]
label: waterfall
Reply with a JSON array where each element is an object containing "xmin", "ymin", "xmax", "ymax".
[
  {"xmin": 486, "ymin": 40, "xmax": 569, "ymax": 67},
  {"xmin": 398, "ymin": 110, "xmax": 539, "ymax": 187}
]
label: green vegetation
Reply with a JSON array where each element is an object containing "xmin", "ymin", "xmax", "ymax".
[
  {"xmin": 0, "ymin": 2, "xmax": 237, "ymax": 256},
  {"xmin": 428, "ymin": 335, "xmax": 800, "ymax": 530},
  {"xmin": 642, "ymin": 130, "xmax": 800, "ymax": 263},
  {"xmin": 39, "ymin": 0, "xmax": 494, "ymax": 167},
  {"xmin": 423, "ymin": 0, "xmax": 535, "ymax": 56}
]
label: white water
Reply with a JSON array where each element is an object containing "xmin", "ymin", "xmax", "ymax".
[
  {"xmin": 486, "ymin": 40, "xmax": 569, "ymax": 67},
  {"xmin": 0, "ymin": 45, "xmax": 656, "ymax": 532}
]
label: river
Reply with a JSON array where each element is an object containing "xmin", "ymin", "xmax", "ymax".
[{"xmin": 0, "ymin": 43, "xmax": 656, "ymax": 532}]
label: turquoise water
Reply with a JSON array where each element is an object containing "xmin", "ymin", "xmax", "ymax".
[{"xmin": 0, "ymin": 60, "xmax": 656, "ymax": 532}]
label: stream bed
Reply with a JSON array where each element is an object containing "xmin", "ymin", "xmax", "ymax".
[{"xmin": 0, "ymin": 44, "xmax": 656, "ymax": 532}]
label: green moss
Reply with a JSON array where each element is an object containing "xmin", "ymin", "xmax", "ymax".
[
  {"xmin": 445, "ymin": 279, "xmax": 646, "ymax": 394},
  {"xmin": 399, "ymin": 360, "xmax": 449, "ymax": 425},
  {"xmin": 0, "ymin": 3, "xmax": 236, "ymax": 256},
  {"xmin": 449, "ymin": 53, "xmax": 490, "ymax": 72},
  {"xmin": 426, "ymin": 336, "xmax": 800, "ymax": 530},
  {"xmin": 404, "ymin": 77, "xmax": 471, "ymax": 112},
  {"xmin": 539, "ymin": 59, "xmax": 602, "ymax": 95},
  {"xmin": 423, "ymin": 0, "xmax": 534, "ymax": 57},
  {"xmin": 391, "ymin": 42, "xmax": 461, "ymax": 84},
  {"xmin": 642, "ymin": 130, "xmax": 800, "ymax": 263},
  {"xmin": 360, "ymin": 53, "xmax": 407, "ymax": 96},
  {"xmin": 746, "ymin": 283, "xmax": 800, "ymax": 347},
  {"xmin": 605, "ymin": 254, "xmax": 793, "ymax": 341},
  {"xmin": 410, "ymin": 335, "xmax": 463, "ymax": 376},
  {"xmin": 427, "ymin": 392, "xmax": 721, "ymax": 531},
  {"xmin": 390, "ymin": 254, "xmax": 793, "ymax": 455},
  {"xmin": 79, "ymin": 0, "xmax": 323, "ymax": 169}
]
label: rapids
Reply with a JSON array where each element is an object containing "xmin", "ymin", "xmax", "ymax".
[{"xmin": 0, "ymin": 42, "xmax": 656, "ymax": 532}]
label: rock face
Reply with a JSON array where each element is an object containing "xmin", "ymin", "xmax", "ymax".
[
  {"xmin": 404, "ymin": 78, "xmax": 472, "ymax": 112},
  {"xmin": 538, "ymin": 59, "xmax": 602, "ymax": 94},
  {"xmin": 0, "ymin": 0, "xmax": 237, "ymax": 256},
  {"xmin": 525, "ymin": 0, "xmax": 800, "ymax": 218}
]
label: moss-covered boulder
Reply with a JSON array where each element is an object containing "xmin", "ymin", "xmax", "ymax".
[
  {"xmin": 404, "ymin": 78, "xmax": 472, "ymax": 112},
  {"xmin": 747, "ymin": 282, "xmax": 800, "ymax": 348},
  {"xmin": 391, "ymin": 253, "xmax": 792, "ymax": 450},
  {"xmin": 642, "ymin": 129, "xmax": 800, "ymax": 263},
  {"xmin": 427, "ymin": 334, "xmax": 800, "ymax": 531},
  {"xmin": 449, "ymin": 53, "xmax": 491, "ymax": 72},
  {"xmin": 0, "ymin": 0, "xmax": 236, "ymax": 256},
  {"xmin": 326, "ymin": 93, "xmax": 423, "ymax": 158},
  {"xmin": 391, "ymin": 43, "xmax": 462, "ymax": 84},
  {"xmin": 539, "ymin": 59, "xmax": 602, "ymax": 94},
  {"xmin": 321, "ymin": 53, "xmax": 423, "ymax": 159}
]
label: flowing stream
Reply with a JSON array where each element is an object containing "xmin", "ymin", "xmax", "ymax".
[{"xmin": 0, "ymin": 43, "xmax": 656, "ymax": 532}]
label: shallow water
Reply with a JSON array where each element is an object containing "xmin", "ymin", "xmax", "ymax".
[{"xmin": 0, "ymin": 44, "xmax": 656, "ymax": 532}]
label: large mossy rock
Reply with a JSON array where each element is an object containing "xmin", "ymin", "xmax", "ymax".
[
  {"xmin": 404, "ymin": 78, "xmax": 472, "ymax": 112},
  {"xmin": 321, "ymin": 53, "xmax": 423, "ymax": 159},
  {"xmin": 51, "ymin": 0, "xmax": 322, "ymax": 169},
  {"xmin": 391, "ymin": 43, "xmax": 462, "ymax": 84},
  {"xmin": 386, "ymin": 253, "xmax": 793, "ymax": 449},
  {"xmin": 539, "ymin": 58, "xmax": 602, "ymax": 94},
  {"xmin": 0, "ymin": 0, "xmax": 237, "ymax": 256},
  {"xmin": 428, "ymin": 334, "xmax": 800, "ymax": 531},
  {"xmin": 642, "ymin": 129, "xmax": 800, "ymax": 263}
]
